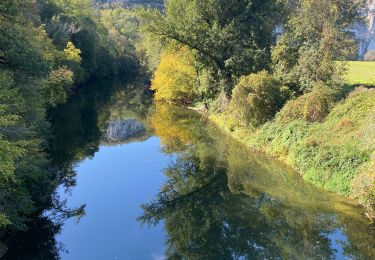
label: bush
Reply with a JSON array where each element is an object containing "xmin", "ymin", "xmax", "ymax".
[
  {"xmin": 364, "ymin": 50, "xmax": 375, "ymax": 61},
  {"xmin": 151, "ymin": 47, "xmax": 198, "ymax": 105},
  {"xmin": 44, "ymin": 66, "xmax": 74, "ymax": 107},
  {"xmin": 276, "ymin": 85, "xmax": 336, "ymax": 123},
  {"xmin": 351, "ymin": 157, "xmax": 375, "ymax": 218},
  {"xmin": 229, "ymin": 71, "xmax": 285, "ymax": 127}
]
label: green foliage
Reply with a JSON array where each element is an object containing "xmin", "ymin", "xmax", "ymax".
[
  {"xmin": 39, "ymin": 1, "xmax": 140, "ymax": 81},
  {"xmin": 213, "ymin": 86, "xmax": 375, "ymax": 215},
  {"xmin": 140, "ymin": 0, "xmax": 279, "ymax": 96},
  {"xmin": 276, "ymin": 85, "xmax": 337, "ymax": 123},
  {"xmin": 351, "ymin": 157, "xmax": 375, "ymax": 218},
  {"xmin": 0, "ymin": 71, "xmax": 26, "ymax": 177},
  {"xmin": 0, "ymin": 0, "xmax": 147, "ymax": 232},
  {"xmin": 272, "ymin": 0, "xmax": 364, "ymax": 92},
  {"xmin": 293, "ymin": 143, "xmax": 369, "ymax": 194},
  {"xmin": 0, "ymin": 70, "xmax": 30, "ymax": 230},
  {"xmin": 44, "ymin": 66, "xmax": 74, "ymax": 107},
  {"xmin": 135, "ymin": 30, "xmax": 163, "ymax": 74},
  {"xmin": 0, "ymin": 22, "xmax": 50, "ymax": 77},
  {"xmin": 229, "ymin": 71, "xmax": 285, "ymax": 127}
]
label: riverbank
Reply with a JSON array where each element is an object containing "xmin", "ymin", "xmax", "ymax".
[{"xmin": 209, "ymin": 86, "xmax": 375, "ymax": 220}]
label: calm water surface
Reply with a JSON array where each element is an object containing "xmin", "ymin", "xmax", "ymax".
[{"xmin": 3, "ymin": 78, "xmax": 375, "ymax": 259}]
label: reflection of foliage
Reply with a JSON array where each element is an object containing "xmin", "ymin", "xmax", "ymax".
[
  {"xmin": 48, "ymin": 76, "xmax": 152, "ymax": 187},
  {"xmin": 2, "ymin": 77, "xmax": 152, "ymax": 258},
  {"xmin": 140, "ymin": 105, "xmax": 375, "ymax": 259},
  {"xmin": 147, "ymin": 103, "xmax": 208, "ymax": 153},
  {"xmin": 2, "ymin": 216, "xmax": 64, "ymax": 260},
  {"xmin": 139, "ymin": 150, "xmax": 337, "ymax": 259}
]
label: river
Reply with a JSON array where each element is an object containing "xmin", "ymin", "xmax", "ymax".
[{"xmin": 3, "ymin": 78, "xmax": 375, "ymax": 259}]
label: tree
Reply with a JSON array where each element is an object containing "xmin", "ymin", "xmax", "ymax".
[
  {"xmin": 0, "ymin": 70, "xmax": 27, "ymax": 229},
  {"xmin": 140, "ymin": 0, "xmax": 279, "ymax": 96},
  {"xmin": 44, "ymin": 66, "xmax": 74, "ymax": 107},
  {"xmin": 272, "ymin": 0, "xmax": 365, "ymax": 93},
  {"xmin": 64, "ymin": 41, "xmax": 82, "ymax": 64},
  {"xmin": 151, "ymin": 47, "xmax": 198, "ymax": 104}
]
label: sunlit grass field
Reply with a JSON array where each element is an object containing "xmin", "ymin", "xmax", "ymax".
[{"xmin": 345, "ymin": 61, "xmax": 375, "ymax": 86}]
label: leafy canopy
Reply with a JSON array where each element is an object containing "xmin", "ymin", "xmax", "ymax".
[
  {"xmin": 272, "ymin": 0, "xmax": 365, "ymax": 92},
  {"xmin": 141, "ymin": 0, "xmax": 279, "ymax": 95},
  {"xmin": 151, "ymin": 47, "xmax": 198, "ymax": 104}
]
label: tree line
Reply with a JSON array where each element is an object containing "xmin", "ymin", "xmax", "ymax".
[
  {"xmin": 0, "ymin": 0, "xmax": 143, "ymax": 232},
  {"xmin": 142, "ymin": 0, "xmax": 364, "ymax": 109}
]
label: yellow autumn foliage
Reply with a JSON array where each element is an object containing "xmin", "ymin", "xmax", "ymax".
[
  {"xmin": 151, "ymin": 47, "xmax": 198, "ymax": 104},
  {"xmin": 148, "ymin": 103, "xmax": 194, "ymax": 151}
]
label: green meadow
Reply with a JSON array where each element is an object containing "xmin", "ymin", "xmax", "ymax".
[{"xmin": 345, "ymin": 61, "xmax": 375, "ymax": 86}]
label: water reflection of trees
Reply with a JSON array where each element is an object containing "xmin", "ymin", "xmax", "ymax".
[
  {"xmin": 2, "ymin": 77, "xmax": 152, "ymax": 259},
  {"xmin": 47, "ymin": 77, "xmax": 152, "ymax": 188},
  {"xmin": 140, "ymin": 103, "xmax": 375, "ymax": 259},
  {"xmin": 2, "ymin": 217, "xmax": 64, "ymax": 260}
]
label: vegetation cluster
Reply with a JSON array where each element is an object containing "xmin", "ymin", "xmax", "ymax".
[
  {"xmin": 0, "ymin": 0, "xmax": 144, "ymax": 233},
  {"xmin": 135, "ymin": 0, "xmax": 374, "ymax": 217},
  {"xmin": 0, "ymin": 0, "xmax": 374, "ymax": 241}
]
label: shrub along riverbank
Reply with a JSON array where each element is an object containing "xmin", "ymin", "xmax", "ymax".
[{"xmin": 210, "ymin": 85, "xmax": 375, "ymax": 219}]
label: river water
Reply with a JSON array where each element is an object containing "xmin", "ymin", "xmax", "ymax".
[{"xmin": 3, "ymin": 78, "xmax": 375, "ymax": 259}]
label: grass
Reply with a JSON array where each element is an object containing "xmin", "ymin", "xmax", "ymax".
[
  {"xmin": 345, "ymin": 61, "xmax": 375, "ymax": 86},
  {"xmin": 210, "ymin": 87, "xmax": 375, "ymax": 217}
]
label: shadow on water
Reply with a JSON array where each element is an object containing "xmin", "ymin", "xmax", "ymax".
[{"xmin": 2, "ymin": 79, "xmax": 375, "ymax": 259}]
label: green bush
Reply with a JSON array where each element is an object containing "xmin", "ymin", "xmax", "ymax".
[
  {"xmin": 44, "ymin": 66, "xmax": 74, "ymax": 107},
  {"xmin": 229, "ymin": 71, "xmax": 285, "ymax": 127},
  {"xmin": 276, "ymin": 85, "xmax": 336, "ymax": 123}
]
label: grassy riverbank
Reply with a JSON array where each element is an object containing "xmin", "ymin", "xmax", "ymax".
[{"xmin": 210, "ymin": 85, "xmax": 375, "ymax": 219}]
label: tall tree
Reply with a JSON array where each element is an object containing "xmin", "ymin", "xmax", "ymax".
[
  {"xmin": 272, "ymin": 0, "xmax": 366, "ymax": 93},
  {"xmin": 141, "ymin": 0, "xmax": 279, "ymax": 96}
]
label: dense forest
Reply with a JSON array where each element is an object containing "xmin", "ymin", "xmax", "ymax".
[
  {"xmin": 0, "ymin": 0, "xmax": 145, "ymax": 233},
  {"xmin": 0, "ymin": 0, "xmax": 374, "ymax": 245}
]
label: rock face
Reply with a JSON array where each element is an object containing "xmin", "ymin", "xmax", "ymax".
[
  {"xmin": 354, "ymin": 0, "xmax": 375, "ymax": 59},
  {"xmin": 104, "ymin": 119, "xmax": 148, "ymax": 144}
]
